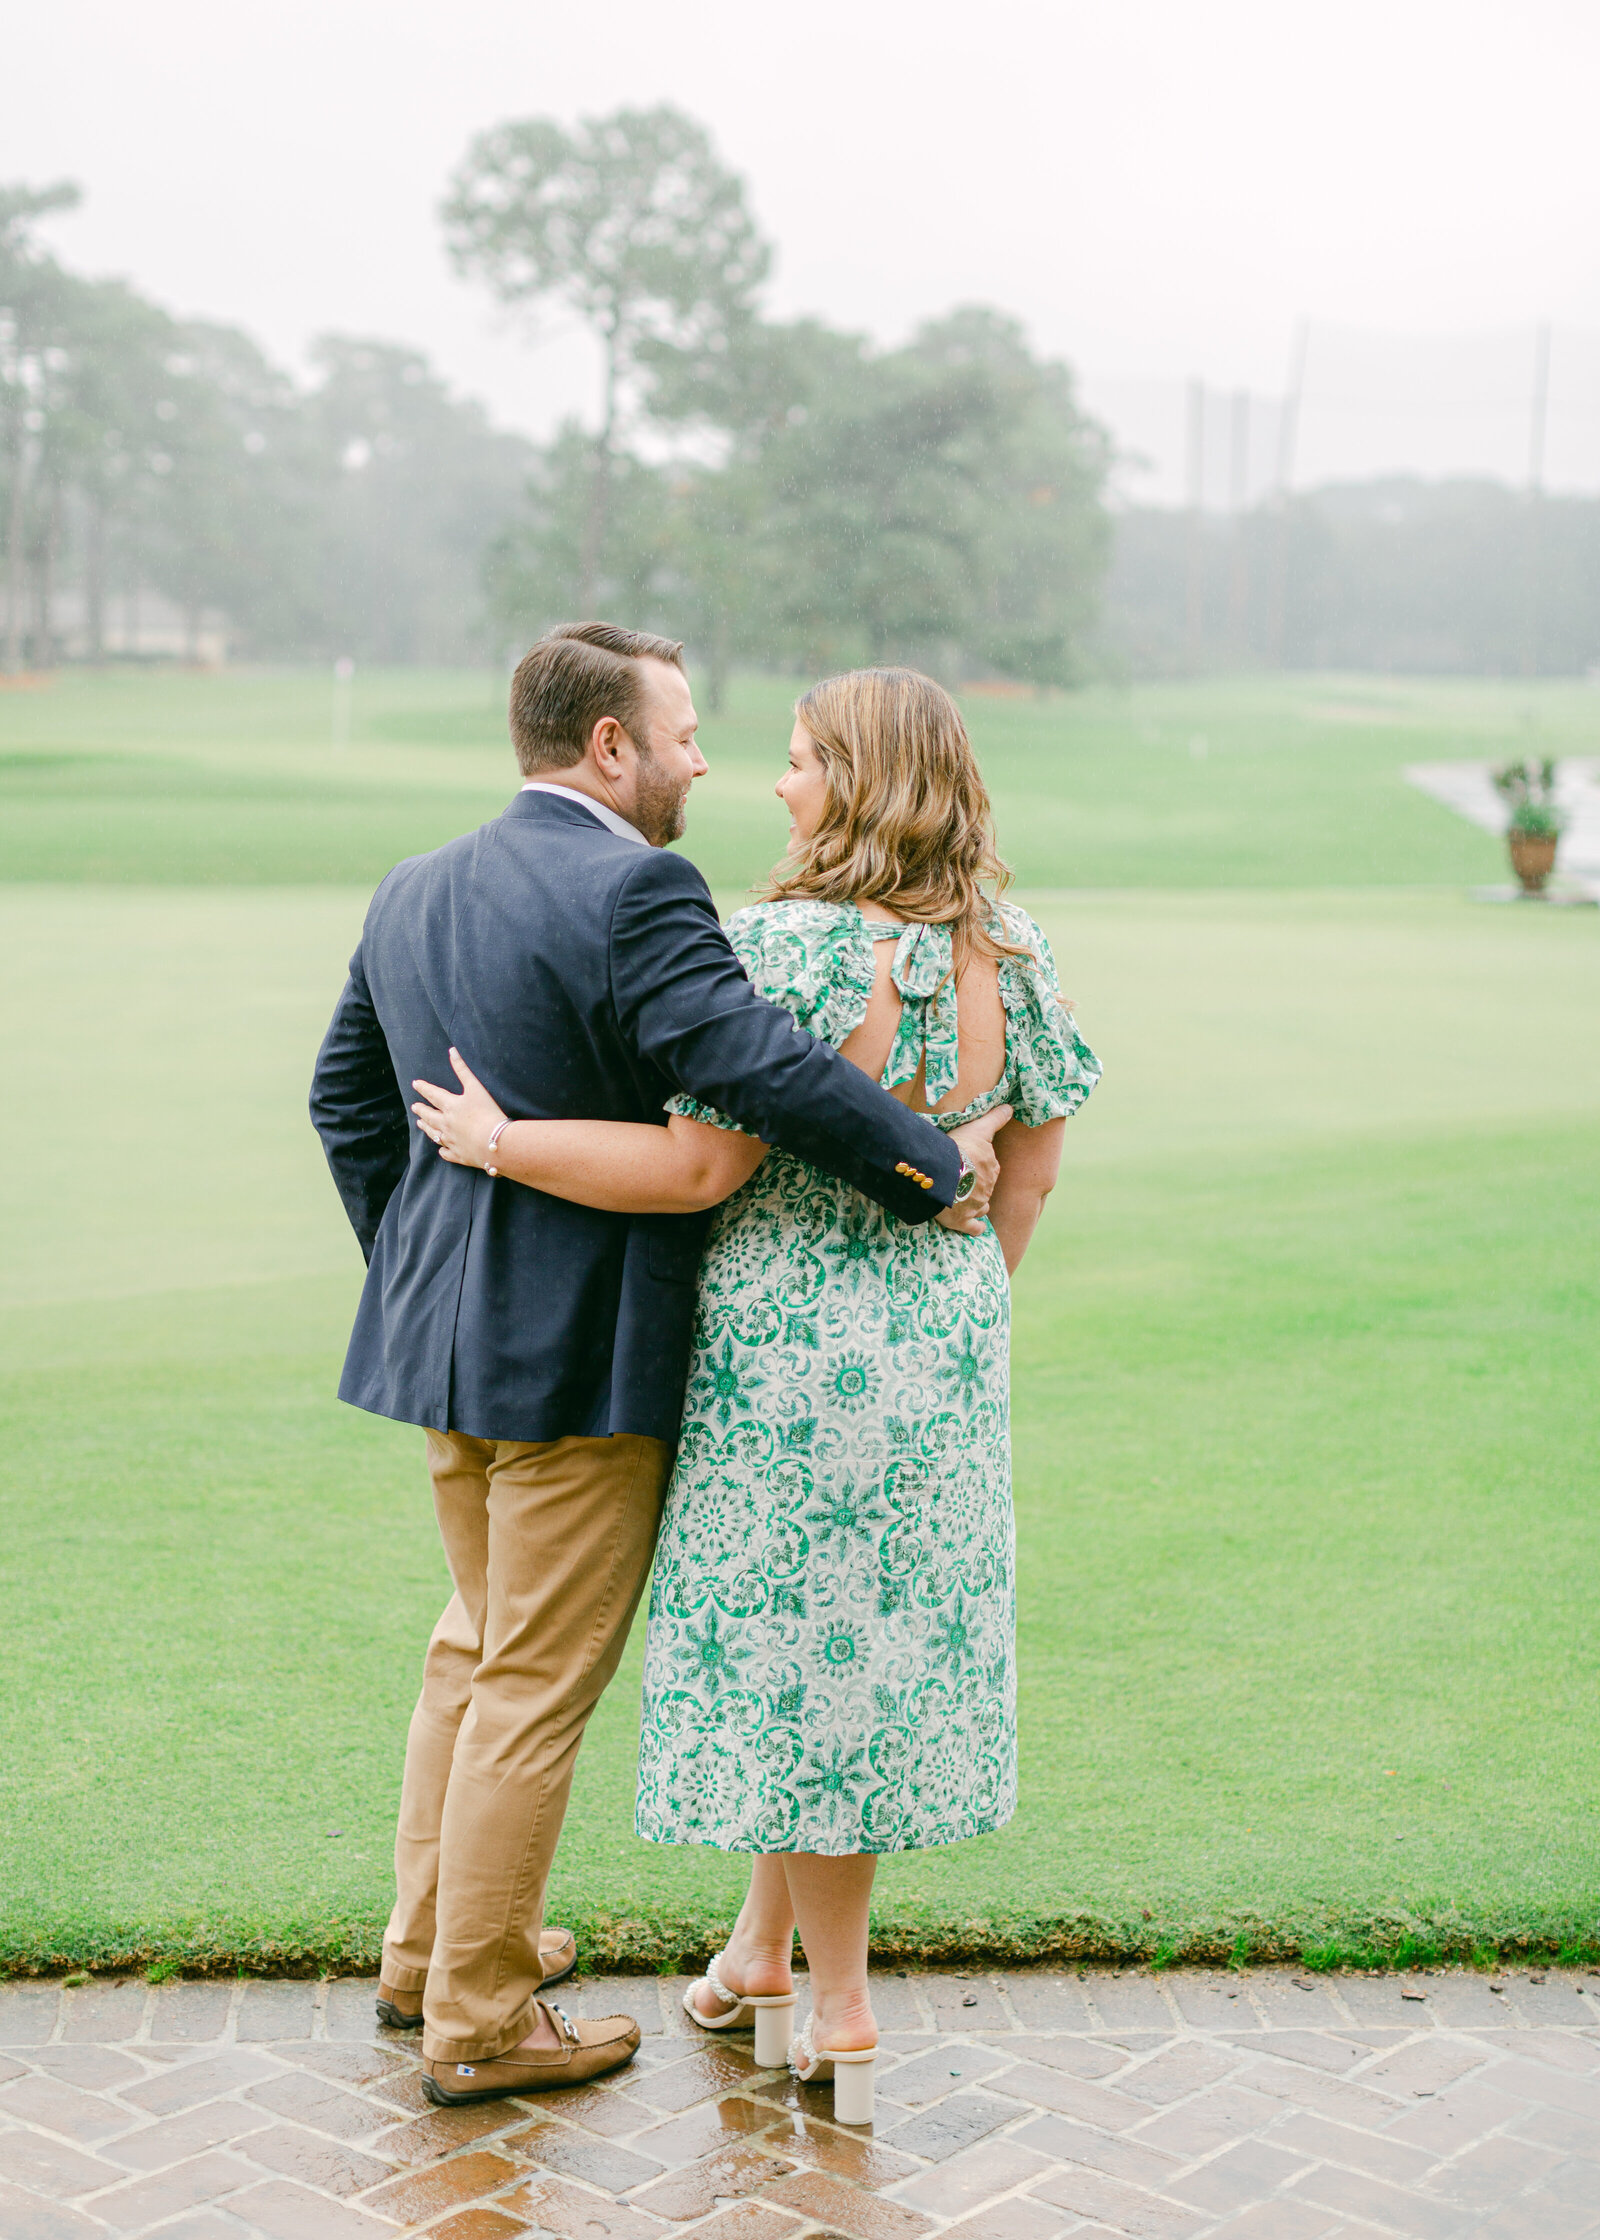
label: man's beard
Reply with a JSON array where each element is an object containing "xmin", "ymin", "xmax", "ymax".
[{"xmin": 632, "ymin": 748, "xmax": 690, "ymax": 846}]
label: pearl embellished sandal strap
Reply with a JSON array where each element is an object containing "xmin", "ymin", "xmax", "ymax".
[{"xmin": 702, "ymin": 1950, "xmax": 741, "ymax": 2013}]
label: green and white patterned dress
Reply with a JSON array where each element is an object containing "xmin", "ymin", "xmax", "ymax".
[{"xmin": 635, "ymin": 898, "xmax": 1100, "ymax": 1856}]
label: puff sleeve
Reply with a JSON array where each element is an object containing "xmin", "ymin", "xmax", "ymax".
[{"xmin": 992, "ymin": 902, "xmax": 1102, "ymax": 1126}]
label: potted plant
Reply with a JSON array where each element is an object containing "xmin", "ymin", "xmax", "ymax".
[{"xmin": 1492, "ymin": 758, "xmax": 1567, "ymax": 895}]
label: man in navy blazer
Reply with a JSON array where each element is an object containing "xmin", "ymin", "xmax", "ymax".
[{"xmin": 310, "ymin": 624, "xmax": 1000, "ymax": 2101}]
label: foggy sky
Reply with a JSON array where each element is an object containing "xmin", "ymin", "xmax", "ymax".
[{"xmin": 8, "ymin": 0, "xmax": 1600, "ymax": 500}]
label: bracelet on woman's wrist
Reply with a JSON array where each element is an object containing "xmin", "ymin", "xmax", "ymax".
[{"xmin": 485, "ymin": 1118, "xmax": 513, "ymax": 1177}]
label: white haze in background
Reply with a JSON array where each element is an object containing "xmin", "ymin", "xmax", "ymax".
[{"xmin": 6, "ymin": 0, "xmax": 1599, "ymax": 503}]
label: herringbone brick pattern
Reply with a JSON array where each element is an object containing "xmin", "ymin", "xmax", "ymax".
[{"xmin": 0, "ymin": 1967, "xmax": 1595, "ymax": 2237}]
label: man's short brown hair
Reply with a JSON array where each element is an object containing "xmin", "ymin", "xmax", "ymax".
[{"xmin": 508, "ymin": 623, "xmax": 686, "ymax": 775}]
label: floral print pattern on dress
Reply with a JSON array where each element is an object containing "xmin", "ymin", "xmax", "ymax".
[{"xmin": 636, "ymin": 897, "xmax": 1099, "ymax": 1856}]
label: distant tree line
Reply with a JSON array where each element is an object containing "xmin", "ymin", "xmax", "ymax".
[
  {"xmin": 0, "ymin": 183, "xmax": 535, "ymax": 668},
  {"xmin": 0, "ymin": 113, "xmax": 1115, "ymax": 685},
  {"xmin": 0, "ymin": 111, "xmax": 1115, "ymax": 690},
  {"xmin": 440, "ymin": 108, "xmax": 1114, "ymax": 702},
  {"xmin": 7, "ymin": 112, "xmax": 1599, "ymax": 685},
  {"xmin": 1105, "ymin": 477, "xmax": 1600, "ymax": 677}
]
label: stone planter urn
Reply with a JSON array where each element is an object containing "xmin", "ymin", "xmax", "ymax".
[{"xmin": 1508, "ymin": 829, "xmax": 1559, "ymax": 895}]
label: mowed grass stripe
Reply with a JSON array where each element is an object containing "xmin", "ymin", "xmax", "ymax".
[{"xmin": 0, "ymin": 663, "xmax": 1563, "ymax": 889}]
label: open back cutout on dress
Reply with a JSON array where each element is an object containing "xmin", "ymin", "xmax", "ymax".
[
  {"xmin": 666, "ymin": 896, "xmax": 1099, "ymax": 1141},
  {"xmin": 842, "ymin": 919, "xmax": 1009, "ymax": 1117}
]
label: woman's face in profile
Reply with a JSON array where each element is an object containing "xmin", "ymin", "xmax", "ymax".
[{"xmin": 776, "ymin": 723, "xmax": 828, "ymax": 849}]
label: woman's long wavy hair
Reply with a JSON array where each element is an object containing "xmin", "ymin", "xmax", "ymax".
[{"xmin": 762, "ymin": 668, "xmax": 1020, "ymax": 962}]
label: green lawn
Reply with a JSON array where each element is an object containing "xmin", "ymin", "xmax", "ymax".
[
  {"xmin": 6, "ymin": 662, "xmax": 1587, "ymax": 889},
  {"xmin": 1, "ymin": 669, "xmax": 1597, "ymax": 1975}
]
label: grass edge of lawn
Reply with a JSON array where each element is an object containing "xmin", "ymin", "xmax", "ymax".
[{"xmin": 6, "ymin": 1898, "xmax": 1600, "ymax": 1982}]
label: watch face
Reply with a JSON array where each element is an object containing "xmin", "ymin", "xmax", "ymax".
[{"xmin": 954, "ymin": 1165, "xmax": 976, "ymax": 1201}]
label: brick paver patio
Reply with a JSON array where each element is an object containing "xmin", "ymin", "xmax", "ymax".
[{"xmin": 0, "ymin": 1966, "xmax": 1597, "ymax": 2237}]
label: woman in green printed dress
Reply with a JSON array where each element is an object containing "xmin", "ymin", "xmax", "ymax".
[{"xmin": 412, "ymin": 669, "xmax": 1098, "ymax": 2115}]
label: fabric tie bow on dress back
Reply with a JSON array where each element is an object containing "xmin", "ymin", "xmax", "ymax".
[{"xmin": 871, "ymin": 920, "xmax": 961, "ymax": 1107}]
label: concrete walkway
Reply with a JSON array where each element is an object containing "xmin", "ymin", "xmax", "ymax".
[
  {"xmin": 1405, "ymin": 758, "xmax": 1600, "ymax": 899},
  {"xmin": 1, "ymin": 1966, "xmax": 1597, "ymax": 2238}
]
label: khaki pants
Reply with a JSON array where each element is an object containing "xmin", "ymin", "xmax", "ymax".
[{"xmin": 382, "ymin": 1429, "xmax": 671, "ymax": 2061}]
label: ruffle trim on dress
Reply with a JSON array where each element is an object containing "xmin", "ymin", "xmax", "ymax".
[
  {"xmin": 990, "ymin": 901, "xmax": 1103, "ymax": 1127},
  {"xmin": 661, "ymin": 1090, "xmax": 744, "ymax": 1131}
]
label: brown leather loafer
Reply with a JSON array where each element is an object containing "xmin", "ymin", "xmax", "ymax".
[
  {"xmin": 535, "ymin": 1926, "xmax": 578, "ymax": 1988},
  {"xmin": 375, "ymin": 1982, "xmax": 425, "ymax": 2030},
  {"xmin": 376, "ymin": 1927, "xmax": 579, "ymax": 2030},
  {"xmin": 422, "ymin": 2002, "xmax": 639, "ymax": 2103}
]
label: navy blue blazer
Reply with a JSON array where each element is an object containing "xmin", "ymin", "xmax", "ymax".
[{"xmin": 309, "ymin": 789, "xmax": 963, "ymax": 1444}]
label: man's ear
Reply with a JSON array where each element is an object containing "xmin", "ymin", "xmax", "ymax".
[{"xmin": 590, "ymin": 716, "xmax": 629, "ymax": 770}]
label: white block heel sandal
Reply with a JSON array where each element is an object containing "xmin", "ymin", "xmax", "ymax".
[
  {"xmin": 683, "ymin": 1952, "xmax": 797, "ymax": 2067},
  {"xmin": 789, "ymin": 2013, "xmax": 876, "ymax": 2124}
]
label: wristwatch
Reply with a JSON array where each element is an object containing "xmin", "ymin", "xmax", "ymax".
[{"xmin": 952, "ymin": 1156, "xmax": 978, "ymax": 1203}]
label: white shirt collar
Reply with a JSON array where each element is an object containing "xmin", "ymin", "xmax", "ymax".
[{"xmin": 520, "ymin": 779, "xmax": 649, "ymax": 847}]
